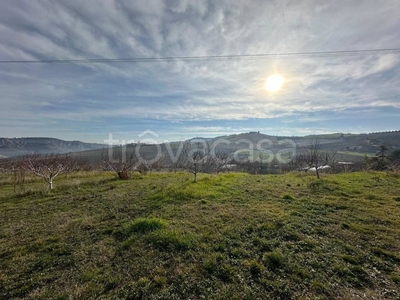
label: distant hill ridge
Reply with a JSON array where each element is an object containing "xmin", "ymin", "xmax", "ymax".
[
  {"xmin": 0, "ymin": 137, "xmax": 105, "ymax": 158},
  {"xmin": 1, "ymin": 130, "xmax": 399, "ymax": 160}
]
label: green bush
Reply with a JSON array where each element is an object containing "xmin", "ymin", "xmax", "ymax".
[
  {"xmin": 123, "ymin": 218, "xmax": 167, "ymax": 235},
  {"xmin": 263, "ymin": 251, "xmax": 285, "ymax": 270},
  {"xmin": 390, "ymin": 273, "xmax": 400, "ymax": 284},
  {"xmin": 248, "ymin": 260, "xmax": 264, "ymax": 278}
]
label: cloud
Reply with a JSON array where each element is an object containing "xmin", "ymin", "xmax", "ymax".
[{"xmin": 0, "ymin": 0, "xmax": 399, "ymax": 141}]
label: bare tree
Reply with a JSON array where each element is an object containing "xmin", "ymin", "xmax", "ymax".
[
  {"xmin": 295, "ymin": 138, "xmax": 336, "ymax": 179},
  {"xmin": 209, "ymin": 151, "xmax": 231, "ymax": 174},
  {"xmin": 0, "ymin": 159, "xmax": 26, "ymax": 192},
  {"xmin": 21, "ymin": 153, "xmax": 83, "ymax": 190},
  {"xmin": 137, "ymin": 154, "xmax": 165, "ymax": 175},
  {"xmin": 386, "ymin": 149, "xmax": 400, "ymax": 173},
  {"xmin": 374, "ymin": 145, "xmax": 389, "ymax": 170},
  {"xmin": 12, "ymin": 160, "xmax": 26, "ymax": 193},
  {"xmin": 364, "ymin": 145, "xmax": 390, "ymax": 171},
  {"xmin": 0, "ymin": 160, "xmax": 9, "ymax": 173},
  {"xmin": 388, "ymin": 161, "xmax": 400, "ymax": 174},
  {"xmin": 236, "ymin": 160, "xmax": 263, "ymax": 174},
  {"xmin": 178, "ymin": 141, "xmax": 211, "ymax": 182},
  {"xmin": 100, "ymin": 147, "xmax": 138, "ymax": 179},
  {"xmin": 389, "ymin": 149, "xmax": 400, "ymax": 165}
]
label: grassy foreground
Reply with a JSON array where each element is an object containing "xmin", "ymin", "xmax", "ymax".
[{"xmin": 0, "ymin": 171, "xmax": 400, "ymax": 299}]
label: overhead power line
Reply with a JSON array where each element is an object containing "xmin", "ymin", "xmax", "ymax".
[{"xmin": 1, "ymin": 48, "xmax": 400, "ymax": 64}]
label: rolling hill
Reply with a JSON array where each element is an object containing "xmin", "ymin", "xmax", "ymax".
[
  {"xmin": 0, "ymin": 137, "xmax": 105, "ymax": 158},
  {"xmin": 73, "ymin": 130, "xmax": 400, "ymax": 164},
  {"xmin": 1, "ymin": 131, "xmax": 399, "ymax": 163}
]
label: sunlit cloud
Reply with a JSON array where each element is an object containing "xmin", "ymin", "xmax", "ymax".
[{"xmin": 0, "ymin": 0, "xmax": 399, "ymax": 141}]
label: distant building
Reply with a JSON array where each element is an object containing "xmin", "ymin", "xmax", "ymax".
[
  {"xmin": 346, "ymin": 146, "xmax": 362, "ymax": 151},
  {"xmin": 338, "ymin": 161, "xmax": 354, "ymax": 172}
]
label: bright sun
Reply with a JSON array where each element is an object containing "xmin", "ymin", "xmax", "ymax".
[{"xmin": 265, "ymin": 74, "xmax": 285, "ymax": 92}]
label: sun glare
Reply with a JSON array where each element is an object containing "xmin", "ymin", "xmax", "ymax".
[{"xmin": 265, "ymin": 74, "xmax": 285, "ymax": 92}]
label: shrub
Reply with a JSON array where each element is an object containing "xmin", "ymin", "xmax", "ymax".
[
  {"xmin": 248, "ymin": 260, "xmax": 264, "ymax": 278},
  {"xmin": 123, "ymin": 218, "xmax": 167, "ymax": 235},
  {"xmin": 263, "ymin": 251, "xmax": 285, "ymax": 270},
  {"xmin": 390, "ymin": 273, "xmax": 400, "ymax": 284},
  {"xmin": 217, "ymin": 263, "xmax": 235, "ymax": 282}
]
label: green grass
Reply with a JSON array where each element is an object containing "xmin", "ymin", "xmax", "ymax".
[
  {"xmin": 123, "ymin": 218, "xmax": 167, "ymax": 235},
  {"xmin": 337, "ymin": 151, "xmax": 374, "ymax": 157},
  {"xmin": 336, "ymin": 151, "xmax": 375, "ymax": 162},
  {"xmin": 1, "ymin": 171, "xmax": 400, "ymax": 299}
]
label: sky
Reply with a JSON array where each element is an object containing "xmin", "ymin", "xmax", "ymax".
[{"xmin": 0, "ymin": 0, "xmax": 400, "ymax": 143}]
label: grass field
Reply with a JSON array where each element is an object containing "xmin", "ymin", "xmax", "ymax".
[
  {"xmin": 336, "ymin": 151, "xmax": 374, "ymax": 160},
  {"xmin": 1, "ymin": 171, "xmax": 400, "ymax": 299}
]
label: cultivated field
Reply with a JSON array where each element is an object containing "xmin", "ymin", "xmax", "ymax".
[{"xmin": 1, "ymin": 171, "xmax": 399, "ymax": 299}]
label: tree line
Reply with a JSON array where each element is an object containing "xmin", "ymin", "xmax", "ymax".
[{"xmin": 1, "ymin": 140, "xmax": 399, "ymax": 192}]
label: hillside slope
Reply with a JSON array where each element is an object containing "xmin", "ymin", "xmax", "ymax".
[
  {"xmin": 73, "ymin": 131, "xmax": 400, "ymax": 164},
  {"xmin": 0, "ymin": 172, "xmax": 399, "ymax": 299},
  {"xmin": 2, "ymin": 131, "xmax": 399, "ymax": 162},
  {"xmin": 0, "ymin": 137, "xmax": 105, "ymax": 158}
]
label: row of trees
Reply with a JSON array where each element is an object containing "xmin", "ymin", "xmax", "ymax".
[
  {"xmin": 102, "ymin": 142, "xmax": 230, "ymax": 182},
  {"xmin": 0, "ymin": 154, "xmax": 87, "ymax": 191},
  {"xmin": 365, "ymin": 145, "xmax": 400, "ymax": 172},
  {"xmin": 99, "ymin": 138, "xmax": 357, "ymax": 181},
  {"xmin": 0, "ymin": 141, "xmax": 233, "ymax": 191},
  {"xmin": 1, "ymin": 140, "xmax": 399, "ymax": 191},
  {"xmin": 292, "ymin": 139, "xmax": 337, "ymax": 179}
]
